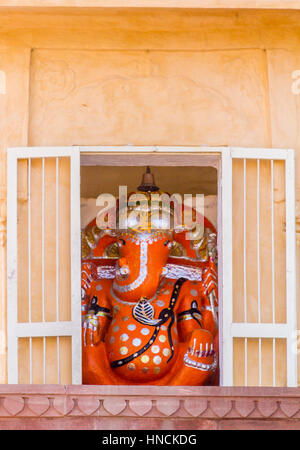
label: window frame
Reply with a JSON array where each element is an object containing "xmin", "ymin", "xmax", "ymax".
[{"xmin": 7, "ymin": 145, "xmax": 297, "ymax": 387}]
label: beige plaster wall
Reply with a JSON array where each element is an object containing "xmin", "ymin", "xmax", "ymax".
[{"xmin": 0, "ymin": 8, "xmax": 300, "ymax": 384}]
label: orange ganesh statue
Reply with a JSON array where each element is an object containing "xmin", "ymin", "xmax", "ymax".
[{"xmin": 81, "ymin": 168, "xmax": 218, "ymax": 386}]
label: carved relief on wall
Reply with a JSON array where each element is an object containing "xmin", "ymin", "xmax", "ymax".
[
  {"xmin": 34, "ymin": 58, "xmax": 76, "ymax": 101},
  {"xmin": 29, "ymin": 49, "xmax": 269, "ymax": 146},
  {"xmin": 267, "ymin": 49, "xmax": 300, "ymax": 245}
]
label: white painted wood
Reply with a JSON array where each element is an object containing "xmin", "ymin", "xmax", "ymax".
[
  {"xmin": 221, "ymin": 148, "xmax": 233, "ymax": 386},
  {"xmin": 43, "ymin": 336, "xmax": 46, "ymax": 384},
  {"xmin": 15, "ymin": 321, "xmax": 75, "ymax": 337},
  {"xmin": 70, "ymin": 149, "xmax": 82, "ymax": 384},
  {"xmin": 42, "ymin": 158, "xmax": 45, "ymax": 323},
  {"xmin": 7, "ymin": 147, "xmax": 81, "ymax": 384},
  {"xmin": 230, "ymin": 148, "xmax": 290, "ymax": 160},
  {"xmin": 259, "ymin": 337, "xmax": 262, "ymax": 387},
  {"xmin": 79, "ymin": 145, "xmax": 291, "ymax": 158},
  {"xmin": 216, "ymin": 157, "xmax": 223, "ymax": 386},
  {"xmin": 257, "ymin": 160, "xmax": 261, "ymax": 323},
  {"xmin": 285, "ymin": 150, "xmax": 297, "ymax": 387},
  {"xmin": 79, "ymin": 145, "xmax": 224, "ymax": 154},
  {"xmin": 29, "ymin": 337, "xmax": 32, "ymax": 384},
  {"xmin": 57, "ymin": 336, "xmax": 61, "ymax": 384},
  {"xmin": 13, "ymin": 145, "xmax": 290, "ymax": 157},
  {"xmin": 28, "ymin": 159, "xmax": 31, "ymax": 323},
  {"xmin": 231, "ymin": 323, "xmax": 290, "ymax": 338},
  {"xmin": 56, "ymin": 157, "xmax": 60, "ymax": 322},
  {"xmin": 273, "ymin": 338, "xmax": 276, "ymax": 387},
  {"xmin": 9, "ymin": 147, "xmax": 79, "ymax": 158},
  {"xmin": 271, "ymin": 160, "xmax": 275, "ymax": 324},
  {"xmin": 245, "ymin": 338, "xmax": 247, "ymax": 386},
  {"xmin": 243, "ymin": 159, "xmax": 247, "ymax": 323},
  {"xmin": 226, "ymin": 148, "xmax": 297, "ymax": 387},
  {"xmin": 6, "ymin": 151, "xmax": 19, "ymax": 383}
]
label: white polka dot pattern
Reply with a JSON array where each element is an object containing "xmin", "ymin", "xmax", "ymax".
[
  {"xmin": 151, "ymin": 345, "xmax": 160, "ymax": 354},
  {"xmin": 120, "ymin": 333, "xmax": 129, "ymax": 342},
  {"xmin": 163, "ymin": 348, "xmax": 171, "ymax": 357},
  {"xmin": 141, "ymin": 328, "xmax": 150, "ymax": 335},
  {"xmin": 132, "ymin": 338, "xmax": 142, "ymax": 347}
]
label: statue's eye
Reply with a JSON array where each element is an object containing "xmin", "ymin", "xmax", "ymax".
[
  {"xmin": 119, "ymin": 239, "xmax": 126, "ymax": 246},
  {"xmin": 104, "ymin": 242, "xmax": 120, "ymax": 258},
  {"xmin": 164, "ymin": 240, "xmax": 170, "ymax": 247}
]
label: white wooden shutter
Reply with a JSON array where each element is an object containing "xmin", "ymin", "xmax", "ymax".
[
  {"xmin": 7, "ymin": 147, "xmax": 81, "ymax": 384},
  {"xmin": 221, "ymin": 148, "xmax": 297, "ymax": 387}
]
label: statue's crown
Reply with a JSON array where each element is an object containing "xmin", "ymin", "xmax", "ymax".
[{"xmin": 118, "ymin": 167, "xmax": 175, "ymax": 234}]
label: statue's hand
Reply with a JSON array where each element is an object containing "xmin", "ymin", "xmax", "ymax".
[
  {"xmin": 202, "ymin": 263, "xmax": 218, "ymax": 297},
  {"xmin": 184, "ymin": 329, "xmax": 217, "ymax": 372},
  {"xmin": 82, "ymin": 313, "xmax": 100, "ymax": 347}
]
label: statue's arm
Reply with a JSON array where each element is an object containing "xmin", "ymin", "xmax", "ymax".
[
  {"xmin": 176, "ymin": 282, "xmax": 204, "ymax": 342},
  {"xmin": 176, "ymin": 271, "xmax": 218, "ymax": 341},
  {"xmin": 200, "ymin": 290, "xmax": 218, "ymax": 338},
  {"xmin": 81, "ymin": 269, "xmax": 112, "ymax": 347},
  {"xmin": 200, "ymin": 259, "xmax": 218, "ymax": 337}
]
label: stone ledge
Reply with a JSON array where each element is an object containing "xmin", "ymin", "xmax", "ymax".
[{"xmin": 0, "ymin": 385, "xmax": 300, "ymax": 428}]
